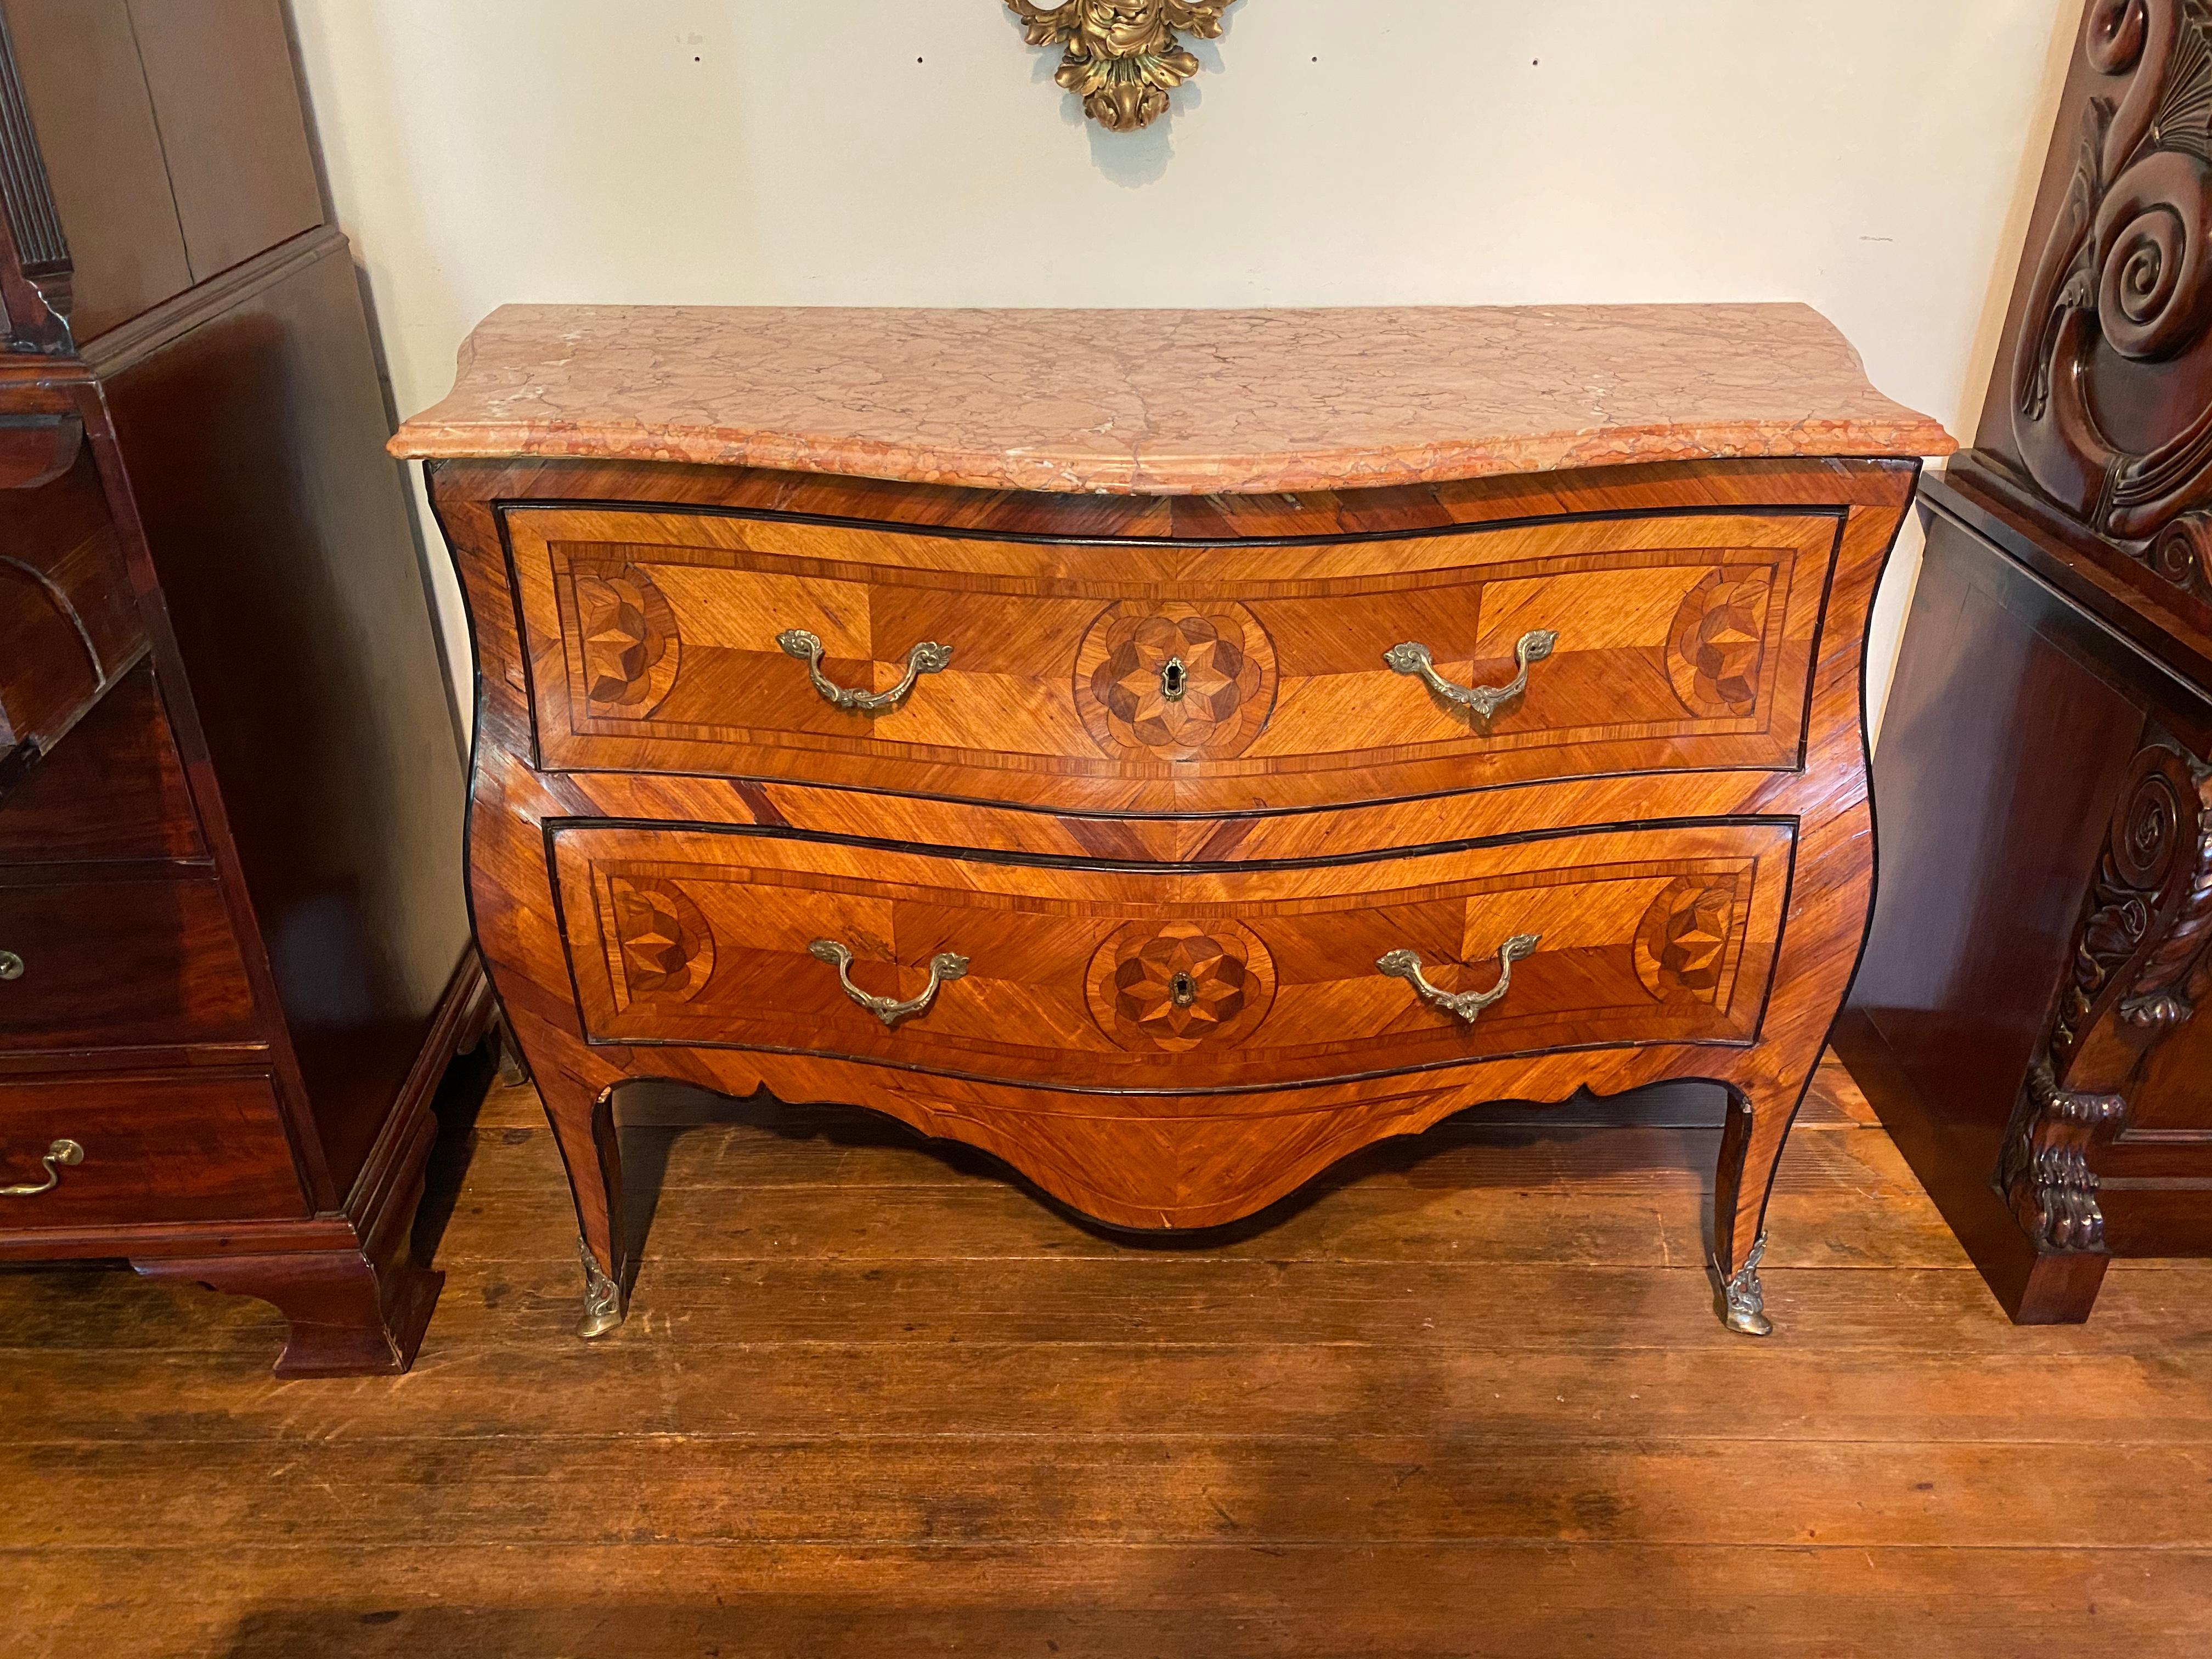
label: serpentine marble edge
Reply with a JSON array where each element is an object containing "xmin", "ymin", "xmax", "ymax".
[{"xmin": 391, "ymin": 303, "xmax": 1954, "ymax": 494}]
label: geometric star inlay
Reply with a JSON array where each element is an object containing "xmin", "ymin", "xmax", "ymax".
[{"xmin": 1086, "ymin": 917, "xmax": 1277, "ymax": 1053}]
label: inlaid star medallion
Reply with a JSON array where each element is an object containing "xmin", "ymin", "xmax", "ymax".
[
  {"xmin": 1085, "ymin": 918, "xmax": 1277, "ymax": 1053},
  {"xmin": 1634, "ymin": 877, "xmax": 1737, "ymax": 1004},
  {"xmin": 1074, "ymin": 600, "xmax": 1276, "ymax": 760},
  {"xmin": 610, "ymin": 877, "xmax": 714, "ymax": 1005},
  {"xmin": 571, "ymin": 560, "xmax": 681, "ymax": 716},
  {"xmin": 1667, "ymin": 566, "xmax": 1774, "ymax": 719}
]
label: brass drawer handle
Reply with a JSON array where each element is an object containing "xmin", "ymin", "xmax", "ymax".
[
  {"xmin": 1384, "ymin": 628, "xmax": 1558, "ymax": 720},
  {"xmin": 2, "ymin": 1138, "xmax": 82, "ymax": 1198},
  {"xmin": 810, "ymin": 938, "xmax": 969, "ymax": 1029},
  {"xmin": 0, "ymin": 950, "xmax": 21, "ymax": 979},
  {"xmin": 1378, "ymin": 933, "xmax": 1541, "ymax": 1025},
  {"xmin": 777, "ymin": 629, "xmax": 952, "ymax": 714}
]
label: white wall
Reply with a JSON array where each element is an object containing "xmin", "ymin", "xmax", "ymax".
[{"xmin": 288, "ymin": 0, "xmax": 2078, "ymax": 731}]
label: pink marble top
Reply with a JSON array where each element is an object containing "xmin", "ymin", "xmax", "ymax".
[{"xmin": 390, "ymin": 303, "xmax": 1953, "ymax": 494}]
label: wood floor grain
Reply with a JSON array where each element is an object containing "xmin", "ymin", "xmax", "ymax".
[{"xmin": 4, "ymin": 1053, "xmax": 2210, "ymax": 1657}]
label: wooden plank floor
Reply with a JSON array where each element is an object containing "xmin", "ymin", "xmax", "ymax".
[{"xmin": 6, "ymin": 1052, "xmax": 2211, "ymax": 1656}]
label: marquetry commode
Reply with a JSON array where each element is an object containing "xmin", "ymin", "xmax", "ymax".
[{"xmin": 394, "ymin": 304, "xmax": 1951, "ymax": 1339}]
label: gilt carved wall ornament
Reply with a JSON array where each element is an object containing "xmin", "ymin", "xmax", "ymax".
[
  {"xmin": 2011, "ymin": 0, "xmax": 2212, "ymax": 586},
  {"xmin": 1007, "ymin": 1, "xmax": 1237, "ymax": 131}
]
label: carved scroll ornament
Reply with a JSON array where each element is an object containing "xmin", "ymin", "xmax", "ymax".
[
  {"xmin": 2048, "ymin": 742, "xmax": 2212, "ymax": 1071},
  {"xmin": 1007, "ymin": 0, "xmax": 1236, "ymax": 131},
  {"xmin": 2011, "ymin": 1, "xmax": 2212, "ymax": 597},
  {"xmin": 1999, "ymin": 741, "xmax": 2212, "ymax": 1251}
]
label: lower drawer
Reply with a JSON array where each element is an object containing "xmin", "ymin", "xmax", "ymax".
[
  {"xmin": 551, "ymin": 817, "xmax": 1793, "ymax": 1092},
  {"xmin": 0, "ymin": 874, "xmax": 259, "ymax": 1053},
  {"xmin": 0, "ymin": 1071, "xmax": 306, "ymax": 1232}
]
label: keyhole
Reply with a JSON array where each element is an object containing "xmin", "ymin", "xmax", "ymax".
[
  {"xmin": 1169, "ymin": 970, "xmax": 1198, "ymax": 1008},
  {"xmin": 1160, "ymin": 656, "xmax": 1187, "ymax": 702}
]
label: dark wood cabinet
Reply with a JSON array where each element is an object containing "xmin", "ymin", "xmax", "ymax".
[
  {"xmin": 1840, "ymin": 0, "xmax": 2212, "ymax": 1322},
  {"xmin": 0, "ymin": 3, "xmax": 483, "ymax": 1374}
]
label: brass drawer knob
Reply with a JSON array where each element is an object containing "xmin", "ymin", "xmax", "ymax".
[
  {"xmin": 0, "ymin": 950, "xmax": 22, "ymax": 980},
  {"xmin": 778, "ymin": 629, "xmax": 952, "ymax": 714},
  {"xmin": 1378, "ymin": 933, "xmax": 1541, "ymax": 1025},
  {"xmin": 810, "ymin": 938, "xmax": 969, "ymax": 1029},
  {"xmin": 1384, "ymin": 628, "xmax": 1558, "ymax": 720},
  {"xmin": 2, "ymin": 1138, "xmax": 83, "ymax": 1198}
]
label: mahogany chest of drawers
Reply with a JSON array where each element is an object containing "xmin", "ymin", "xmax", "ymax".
[
  {"xmin": 396, "ymin": 302, "xmax": 1949, "ymax": 1339},
  {"xmin": 0, "ymin": 2, "xmax": 479, "ymax": 1375}
]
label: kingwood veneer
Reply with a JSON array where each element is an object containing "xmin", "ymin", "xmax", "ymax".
[{"xmin": 396, "ymin": 303, "xmax": 1951, "ymax": 1338}]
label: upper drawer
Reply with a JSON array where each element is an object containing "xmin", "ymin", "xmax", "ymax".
[
  {"xmin": 551, "ymin": 817, "xmax": 1791, "ymax": 1094},
  {"xmin": 0, "ymin": 875, "xmax": 259, "ymax": 1054},
  {"xmin": 508, "ymin": 506, "xmax": 1838, "ymax": 812}
]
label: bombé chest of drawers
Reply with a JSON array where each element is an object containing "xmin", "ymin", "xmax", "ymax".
[{"xmin": 395, "ymin": 303, "xmax": 1950, "ymax": 1339}]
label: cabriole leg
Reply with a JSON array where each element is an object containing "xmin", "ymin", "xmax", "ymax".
[
  {"xmin": 1707, "ymin": 1074, "xmax": 1812, "ymax": 1338},
  {"xmin": 533, "ymin": 1064, "xmax": 629, "ymax": 1339}
]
